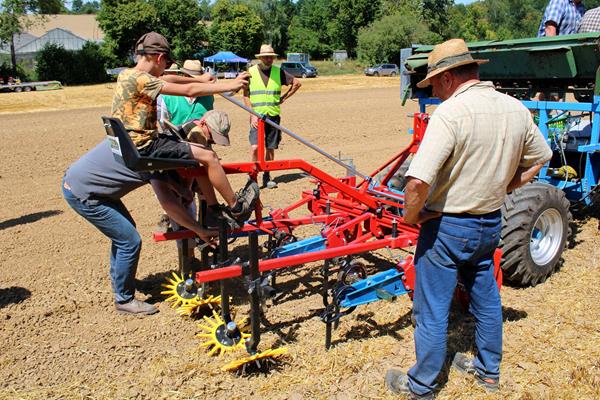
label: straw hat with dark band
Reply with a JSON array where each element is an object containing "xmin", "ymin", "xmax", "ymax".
[
  {"xmin": 255, "ymin": 44, "xmax": 278, "ymax": 58},
  {"xmin": 417, "ymin": 39, "xmax": 488, "ymax": 88},
  {"xmin": 180, "ymin": 59, "xmax": 203, "ymax": 76}
]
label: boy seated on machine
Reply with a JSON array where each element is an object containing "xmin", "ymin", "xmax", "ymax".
[{"xmin": 112, "ymin": 32, "xmax": 259, "ymax": 233}]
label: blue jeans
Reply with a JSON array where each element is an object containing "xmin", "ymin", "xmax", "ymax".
[
  {"xmin": 408, "ymin": 211, "xmax": 503, "ymax": 395},
  {"xmin": 62, "ymin": 181, "xmax": 142, "ymax": 303}
]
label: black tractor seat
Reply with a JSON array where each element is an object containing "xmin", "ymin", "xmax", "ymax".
[{"xmin": 102, "ymin": 116, "xmax": 199, "ymax": 172}]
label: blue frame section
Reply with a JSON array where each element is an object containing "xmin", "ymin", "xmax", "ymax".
[
  {"xmin": 416, "ymin": 96, "xmax": 600, "ymax": 205},
  {"xmin": 340, "ymin": 268, "xmax": 410, "ymax": 308},
  {"xmin": 270, "ymin": 234, "xmax": 327, "ymax": 258}
]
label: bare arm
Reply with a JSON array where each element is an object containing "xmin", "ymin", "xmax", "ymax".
[
  {"xmin": 150, "ymin": 179, "xmax": 217, "ymax": 243},
  {"xmin": 403, "ymin": 177, "xmax": 441, "ymax": 225},
  {"xmin": 243, "ymin": 80, "xmax": 258, "ymax": 128},
  {"xmin": 160, "ymin": 73, "xmax": 215, "ymax": 84},
  {"xmin": 544, "ymin": 22, "xmax": 558, "ymax": 36},
  {"xmin": 160, "ymin": 72, "xmax": 249, "ymax": 97},
  {"xmin": 506, "ymin": 162, "xmax": 545, "ymax": 192},
  {"xmin": 280, "ymin": 77, "xmax": 301, "ymax": 104}
]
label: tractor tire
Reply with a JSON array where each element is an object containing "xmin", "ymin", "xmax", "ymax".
[{"xmin": 501, "ymin": 182, "xmax": 572, "ymax": 286}]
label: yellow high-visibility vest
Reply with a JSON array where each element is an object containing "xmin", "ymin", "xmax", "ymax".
[{"xmin": 249, "ymin": 65, "xmax": 281, "ymax": 116}]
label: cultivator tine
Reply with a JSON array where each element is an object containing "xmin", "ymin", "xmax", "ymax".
[
  {"xmin": 176, "ymin": 295, "xmax": 221, "ymax": 317},
  {"xmin": 221, "ymin": 347, "xmax": 287, "ymax": 372}
]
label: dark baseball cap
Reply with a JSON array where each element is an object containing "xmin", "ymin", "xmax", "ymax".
[{"xmin": 135, "ymin": 32, "xmax": 173, "ymax": 62}]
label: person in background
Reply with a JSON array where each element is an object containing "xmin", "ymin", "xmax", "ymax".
[
  {"xmin": 578, "ymin": 6, "xmax": 600, "ymax": 32},
  {"xmin": 243, "ymin": 44, "xmax": 301, "ymax": 189},
  {"xmin": 538, "ymin": 0, "xmax": 585, "ymax": 36}
]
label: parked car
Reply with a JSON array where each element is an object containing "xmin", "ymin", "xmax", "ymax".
[
  {"xmin": 364, "ymin": 64, "xmax": 399, "ymax": 77},
  {"xmin": 281, "ymin": 62, "xmax": 318, "ymax": 78}
]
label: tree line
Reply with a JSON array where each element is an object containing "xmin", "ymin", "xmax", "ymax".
[{"xmin": 3, "ymin": 0, "xmax": 600, "ymax": 82}]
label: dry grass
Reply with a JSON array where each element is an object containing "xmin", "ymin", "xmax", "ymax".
[{"xmin": 0, "ymin": 75, "xmax": 398, "ymax": 115}]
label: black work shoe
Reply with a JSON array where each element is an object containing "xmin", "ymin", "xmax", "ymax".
[
  {"xmin": 205, "ymin": 204, "xmax": 241, "ymax": 231},
  {"xmin": 385, "ymin": 369, "xmax": 435, "ymax": 399},
  {"xmin": 229, "ymin": 179, "xmax": 260, "ymax": 226},
  {"xmin": 115, "ymin": 299, "xmax": 158, "ymax": 315},
  {"xmin": 451, "ymin": 353, "xmax": 499, "ymax": 392}
]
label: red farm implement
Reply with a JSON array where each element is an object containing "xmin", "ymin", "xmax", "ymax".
[{"xmin": 103, "ymin": 94, "xmax": 502, "ymax": 372}]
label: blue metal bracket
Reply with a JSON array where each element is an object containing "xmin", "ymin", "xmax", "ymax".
[
  {"xmin": 340, "ymin": 268, "xmax": 411, "ymax": 308},
  {"xmin": 270, "ymin": 234, "xmax": 326, "ymax": 258}
]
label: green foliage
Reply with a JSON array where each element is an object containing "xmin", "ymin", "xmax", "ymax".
[
  {"xmin": 247, "ymin": 0, "xmax": 296, "ymax": 53},
  {"xmin": 287, "ymin": 0, "xmax": 333, "ymax": 58},
  {"xmin": 209, "ymin": 0, "xmax": 263, "ymax": 59},
  {"xmin": 421, "ymin": 0, "xmax": 453, "ymax": 36},
  {"xmin": 357, "ymin": 12, "xmax": 439, "ymax": 65},
  {"xmin": 98, "ymin": 0, "xmax": 208, "ymax": 64},
  {"xmin": 152, "ymin": 0, "xmax": 208, "ymax": 61},
  {"xmin": 36, "ymin": 42, "xmax": 110, "ymax": 84},
  {"xmin": 72, "ymin": 0, "xmax": 100, "ymax": 14},
  {"xmin": 328, "ymin": 0, "xmax": 381, "ymax": 57},
  {"xmin": 0, "ymin": 61, "xmax": 36, "ymax": 81},
  {"xmin": 310, "ymin": 59, "xmax": 365, "ymax": 75},
  {"xmin": 98, "ymin": 0, "xmax": 158, "ymax": 63}
]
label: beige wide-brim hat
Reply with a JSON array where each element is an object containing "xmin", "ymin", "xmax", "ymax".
[
  {"xmin": 255, "ymin": 44, "xmax": 278, "ymax": 58},
  {"xmin": 181, "ymin": 59, "xmax": 203, "ymax": 76},
  {"xmin": 417, "ymin": 38, "xmax": 489, "ymax": 88},
  {"xmin": 165, "ymin": 63, "xmax": 179, "ymax": 73}
]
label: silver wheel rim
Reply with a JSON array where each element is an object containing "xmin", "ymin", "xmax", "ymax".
[{"xmin": 530, "ymin": 208, "xmax": 563, "ymax": 265}]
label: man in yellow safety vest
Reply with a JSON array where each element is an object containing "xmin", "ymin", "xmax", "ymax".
[{"xmin": 243, "ymin": 44, "xmax": 302, "ymax": 189}]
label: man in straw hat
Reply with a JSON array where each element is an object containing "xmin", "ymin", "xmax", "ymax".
[
  {"xmin": 384, "ymin": 39, "xmax": 552, "ymax": 398},
  {"xmin": 243, "ymin": 44, "xmax": 301, "ymax": 189}
]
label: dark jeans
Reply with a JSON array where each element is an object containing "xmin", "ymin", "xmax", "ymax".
[
  {"xmin": 62, "ymin": 181, "xmax": 141, "ymax": 303},
  {"xmin": 408, "ymin": 211, "xmax": 503, "ymax": 395}
]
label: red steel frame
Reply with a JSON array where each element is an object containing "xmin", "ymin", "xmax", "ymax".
[{"xmin": 153, "ymin": 113, "xmax": 502, "ymax": 289}]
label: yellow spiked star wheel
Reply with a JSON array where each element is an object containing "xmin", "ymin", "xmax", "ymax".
[
  {"xmin": 196, "ymin": 311, "xmax": 250, "ymax": 356},
  {"xmin": 161, "ymin": 271, "xmax": 198, "ymax": 309},
  {"xmin": 221, "ymin": 347, "xmax": 288, "ymax": 372},
  {"xmin": 176, "ymin": 295, "xmax": 222, "ymax": 317}
]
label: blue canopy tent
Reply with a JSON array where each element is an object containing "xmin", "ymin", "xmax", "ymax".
[{"xmin": 203, "ymin": 51, "xmax": 249, "ymax": 78}]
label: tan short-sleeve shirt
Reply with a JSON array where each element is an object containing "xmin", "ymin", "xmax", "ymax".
[
  {"xmin": 111, "ymin": 68, "xmax": 166, "ymax": 149},
  {"xmin": 406, "ymin": 81, "xmax": 552, "ymax": 214}
]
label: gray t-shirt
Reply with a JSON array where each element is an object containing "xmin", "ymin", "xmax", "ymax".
[{"xmin": 64, "ymin": 139, "xmax": 150, "ymax": 205}]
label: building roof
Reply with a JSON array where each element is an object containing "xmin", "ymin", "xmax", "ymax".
[
  {"xmin": 21, "ymin": 14, "xmax": 104, "ymax": 41},
  {"xmin": 15, "ymin": 28, "xmax": 88, "ymax": 54},
  {"xmin": 0, "ymin": 32, "xmax": 37, "ymax": 54}
]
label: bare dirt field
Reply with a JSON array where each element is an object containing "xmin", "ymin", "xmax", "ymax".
[{"xmin": 0, "ymin": 76, "xmax": 599, "ymax": 399}]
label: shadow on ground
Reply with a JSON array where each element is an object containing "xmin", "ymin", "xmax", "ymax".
[
  {"xmin": 0, "ymin": 286, "xmax": 32, "ymax": 309},
  {"xmin": 0, "ymin": 210, "xmax": 63, "ymax": 231}
]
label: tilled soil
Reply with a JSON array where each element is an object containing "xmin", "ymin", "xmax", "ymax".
[{"xmin": 1, "ymin": 87, "xmax": 599, "ymax": 399}]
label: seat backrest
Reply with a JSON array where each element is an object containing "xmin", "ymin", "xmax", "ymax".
[
  {"xmin": 102, "ymin": 116, "xmax": 141, "ymax": 169},
  {"xmin": 101, "ymin": 116, "xmax": 199, "ymax": 172}
]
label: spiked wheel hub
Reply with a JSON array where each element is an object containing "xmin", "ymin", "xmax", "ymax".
[
  {"xmin": 161, "ymin": 272, "xmax": 200, "ymax": 309},
  {"xmin": 197, "ymin": 311, "xmax": 250, "ymax": 356}
]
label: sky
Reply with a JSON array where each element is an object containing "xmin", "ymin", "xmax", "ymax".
[{"xmin": 455, "ymin": 0, "xmax": 477, "ymax": 4}]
